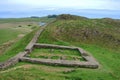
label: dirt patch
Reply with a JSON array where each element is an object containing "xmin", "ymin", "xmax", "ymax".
[
  {"xmin": 39, "ymin": 66, "xmax": 74, "ymax": 73},
  {"xmin": 0, "ymin": 64, "xmax": 33, "ymax": 74},
  {"xmin": 0, "ymin": 66, "xmax": 23, "ymax": 74},
  {"xmin": 0, "ymin": 40, "xmax": 15, "ymax": 55},
  {"xmin": 18, "ymin": 34, "xmax": 25, "ymax": 38},
  {"xmin": 22, "ymin": 64, "xmax": 33, "ymax": 69},
  {"xmin": 0, "ymin": 37, "xmax": 22, "ymax": 55},
  {"xmin": 22, "ymin": 64, "xmax": 75, "ymax": 73}
]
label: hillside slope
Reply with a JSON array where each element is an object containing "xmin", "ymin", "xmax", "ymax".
[
  {"xmin": 38, "ymin": 14, "xmax": 120, "ymax": 51},
  {"xmin": 37, "ymin": 14, "xmax": 120, "ymax": 80}
]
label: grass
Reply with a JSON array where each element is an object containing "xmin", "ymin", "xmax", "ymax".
[
  {"xmin": 0, "ymin": 62, "xmax": 75, "ymax": 80},
  {"xmin": 0, "ymin": 26, "xmax": 34, "ymax": 45},
  {"xmin": 0, "ymin": 44, "xmax": 120, "ymax": 80},
  {"xmin": 0, "ymin": 38, "xmax": 120, "ymax": 80},
  {"xmin": 38, "ymin": 28, "xmax": 71, "ymax": 46},
  {"xmin": 0, "ymin": 28, "xmax": 21, "ymax": 45},
  {"xmin": 0, "ymin": 15, "xmax": 120, "ymax": 80},
  {"xmin": 0, "ymin": 23, "xmax": 38, "ymax": 56},
  {"xmin": 29, "ymin": 48, "xmax": 84, "ymax": 61},
  {"xmin": 38, "ymin": 18, "xmax": 120, "ymax": 51},
  {"xmin": 22, "ymin": 44, "xmax": 120, "ymax": 80},
  {"xmin": 0, "ymin": 17, "xmax": 55, "ymax": 45},
  {"xmin": 0, "ymin": 29, "xmax": 37, "ymax": 62},
  {"xmin": 0, "ymin": 17, "xmax": 55, "ymax": 23},
  {"xmin": 36, "ymin": 16, "xmax": 120, "ymax": 79},
  {"xmin": 0, "ymin": 17, "xmax": 56, "ymax": 61}
]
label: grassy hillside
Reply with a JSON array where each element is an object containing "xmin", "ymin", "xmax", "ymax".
[
  {"xmin": 38, "ymin": 14, "xmax": 120, "ymax": 51},
  {"xmin": 37, "ymin": 14, "xmax": 120, "ymax": 80},
  {"xmin": 0, "ymin": 15, "xmax": 120, "ymax": 80}
]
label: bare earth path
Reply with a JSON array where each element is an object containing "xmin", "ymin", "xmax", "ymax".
[{"xmin": 0, "ymin": 66, "xmax": 23, "ymax": 73}]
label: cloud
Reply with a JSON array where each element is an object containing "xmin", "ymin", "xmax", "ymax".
[
  {"xmin": 0, "ymin": 0, "xmax": 120, "ymax": 10},
  {"xmin": 43, "ymin": 8, "xmax": 58, "ymax": 11},
  {"xmin": 0, "ymin": 0, "xmax": 120, "ymax": 18}
]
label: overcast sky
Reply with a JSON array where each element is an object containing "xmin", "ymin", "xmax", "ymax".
[{"xmin": 0, "ymin": 0, "xmax": 120, "ymax": 18}]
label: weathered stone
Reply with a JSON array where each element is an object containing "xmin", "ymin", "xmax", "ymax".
[
  {"xmin": 20, "ymin": 57, "xmax": 98, "ymax": 69},
  {"xmin": 34, "ymin": 43, "xmax": 78, "ymax": 50},
  {"xmin": 25, "ymin": 27, "xmax": 46, "ymax": 53},
  {"xmin": 0, "ymin": 51, "xmax": 28, "ymax": 69},
  {"xmin": 0, "ymin": 25, "xmax": 47, "ymax": 69}
]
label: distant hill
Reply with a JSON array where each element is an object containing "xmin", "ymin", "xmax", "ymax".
[{"xmin": 57, "ymin": 14, "xmax": 87, "ymax": 20}]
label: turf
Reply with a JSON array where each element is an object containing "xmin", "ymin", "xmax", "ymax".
[{"xmin": 29, "ymin": 48, "xmax": 84, "ymax": 61}]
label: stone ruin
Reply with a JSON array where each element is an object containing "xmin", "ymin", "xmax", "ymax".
[{"xmin": 0, "ymin": 24, "xmax": 99, "ymax": 69}]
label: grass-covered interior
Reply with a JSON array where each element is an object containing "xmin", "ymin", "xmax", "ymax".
[{"xmin": 28, "ymin": 48, "xmax": 85, "ymax": 61}]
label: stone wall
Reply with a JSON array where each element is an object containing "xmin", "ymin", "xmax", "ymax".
[
  {"xmin": 25, "ymin": 27, "xmax": 45, "ymax": 53},
  {"xmin": 22, "ymin": 43, "xmax": 99, "ymax": 69},
  {"xmin": 34, "ymin": 43, "xmax": 78, "ymax": 50},
  {"xmin": 0, "ymin": 22, "xmax": 99, "ymax": 69},
  {"xmin": 0, "ymin": 25, "xmax": 46, "ymax": 69},
  {"xmin": 0, "ymin": 51, "xmax": 28, "ymax": 69},
  {"xmin": 20, "ymin": 57, "xmax": 98, "ymax": 69}
]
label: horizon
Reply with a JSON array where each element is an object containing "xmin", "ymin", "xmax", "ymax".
[{"xmin": 0, "ymin": 0, "xmax": 120, "ymax": 19}]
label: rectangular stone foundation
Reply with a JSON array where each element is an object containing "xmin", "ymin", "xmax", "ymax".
[{"xmin": 22, "ymin": 43, "xmax": 99, "ymax": 69}]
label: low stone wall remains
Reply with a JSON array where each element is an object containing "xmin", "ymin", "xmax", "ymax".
[
  {"xmin": 34, "ymin": 43, "xmax": 78, "ymax": 50},
  {"xmin": 25, "ymin": 27, "xmax": 45, "ymax": 53},
  {"xmin": 0, "ymin": 51, "xmax": 28, "ymax": 69},
  {"xmin": 0, "ymin": 25, "xmax": 46, "ymax": 69},
  {"xmin": 20, "ymin": 57, "xmax": 98, "ymax": 69},
  {"xmin": 23, "ymin": 43, "xmax": 99, "ymax": 69},
  {"xmin": 0, "ymin": 22, "xmax": 99, "ymax": 69}
]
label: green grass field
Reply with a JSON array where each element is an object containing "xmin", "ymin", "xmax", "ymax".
[
  {"xmin": 0, "ymin": 28, "xmax": 21, "ymax": 45},
  {"xmin": 0, "ymin": 26, "xmax": 35, "ymax": 45},
  {"xmin": 0, "ymin": 15, "xmax": 120, "ymax": 80},
  {"xmin": 0, "ymin": 17, "xmax": 55, "ymax": 23}
]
